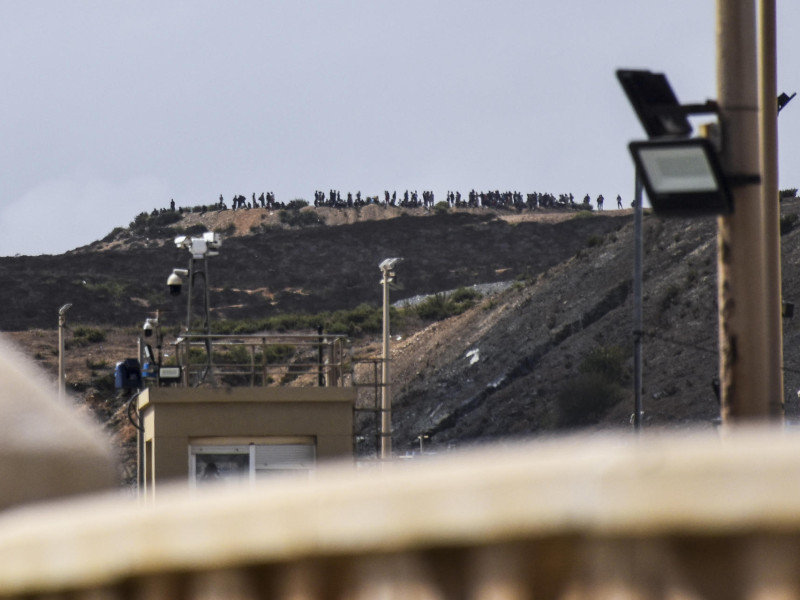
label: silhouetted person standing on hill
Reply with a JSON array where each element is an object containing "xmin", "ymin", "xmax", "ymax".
[{"xmin": 617, "ymin": 195, "xmax": 622, "ymax": 209}]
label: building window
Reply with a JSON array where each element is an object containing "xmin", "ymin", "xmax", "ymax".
[{"xmin": 189, "ymin": 438, "xmax": 316, "ymax": 488}]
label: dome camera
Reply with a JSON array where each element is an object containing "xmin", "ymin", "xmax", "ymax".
[
  {"xmin": 167, "ymin": 269, "xmax": 188, "ymax": 296},
  {"xmin": 143, "ymin": 320, "xmax": 154, "ymax": 337}
]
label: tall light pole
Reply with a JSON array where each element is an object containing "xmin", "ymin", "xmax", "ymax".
[
  {"xmin": 58, "ymin": 303, "xmax": 72, "ymax": 402},
  {"xmin": 716, "ymin": 0, "xmax": 783, "ymax": 421},
  {"xmin": 379, "ymin": 258, "xmax": 402, "ymax": 460},
  {"xmin": 632, "ymin": 172, "xmax": 644, "ymax": 431}
]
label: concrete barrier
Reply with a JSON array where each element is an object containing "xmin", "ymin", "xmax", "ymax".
[
  {"xmin": 2, "ymin": 428, "xmax": 800, "ymax": 598},
  {"xmin": 0, "ymin": 337, "xmax": 117, "ymax": 512}
]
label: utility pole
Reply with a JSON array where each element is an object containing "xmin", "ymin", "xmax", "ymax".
[
  {"xmin": 632, "ymin": 171, "xmax": 644, "ymax": 431},
  {"xmin": 716, "ymin": 0, "xmax": 783, "ymax": 421},
  {"xmin": 379, "ymin": 258, "xmax": 402, "ymax": 461},
  {"xmin": 759, "ymin": 0, "xmax": 785, "ymax": 419}
]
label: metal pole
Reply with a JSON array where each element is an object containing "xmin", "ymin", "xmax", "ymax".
[
  {"xmin": 633, "ymin": 170, "xmax": 644, "ymax": 431},
  {"xmin": 57, "ymin": 303, "xmax": 71, "ymax": 402},
  {"xmin": 185, "ymin": 257, "xmax": 194, "ymax": 333},
  {"xmin": 202, "ymin": 256, "xmax": 211, "ymax": 336},
  {"xmin": 716, "ymin": 0, "xmax": 773, "ymax": 421},
  {"xmin": 58, "ymin": 313, "xmax": 66, "ymax": 402},
  {"xmin": 380, "ymin": 268, "xmax": 392, "ymax": 460},
  {"xmin": 759, "ymin": 0, "xmax": 785, "ymax": 420},
  {"xmin": 318, "ymin": 325, "xmax": 325, "ymax": 387}
]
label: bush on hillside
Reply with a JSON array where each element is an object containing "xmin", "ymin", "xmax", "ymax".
[
  {"xmin": 433, "ymin": 201, "xmax": 450, "ymax": 215},
  {"xmin": 129, "ymin": 211, "xmax": 182, "ymax": 232},
  {"xmin": 286, "ymin": 199, "xmax": 309, "ymax": 209},
  {"xmin": 415, "ymin": 288, "xmax": 482, "ymax": 321},
  {"xmin": 70, "ymin": 326, "xmax": 106, "ymax": 348},
  {"xmin": 278, "ymin": 209, "xmax": 325, "ymax": 228}
]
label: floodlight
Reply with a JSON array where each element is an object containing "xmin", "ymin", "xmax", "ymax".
[
  {"xmin": 159, "ymin": 366, "xmax": 182, "ymax": 382},
  {"xmin": 379, "ymin": 257, "xmax": 403, "ymax": 289},
  {"xmin": 379, "ymin": 258, "xmax": 402, "ymax": 271},
  {"xmin": 628, "ymin": 138, "xmax": 733, "ymax": 216}
]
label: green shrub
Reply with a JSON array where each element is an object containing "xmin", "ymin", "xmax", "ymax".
[
  {"xmin": 449, "ymin": 287, "xmax": 481, "ymax": 304},
  {"xmin": 329, "ymin": 303, "xmax": 382, "ymax": 336},
  {"xmin": 72, "ymin": 326, "xmax": 106, "ymax": 346},
  {"xmin": 129, "ymin": 211, "xmax": 182, "ymax": 234},
  {"xmin": 414, "ymin": 288, "xmax": 480, "ymax": 321},
  {"xmin": 101, "ymin": 227, "xmax": 127, "ymax": 243},
  {"xmin": 213, "ymin": 345, "xmax": 251, "ymax": 365},
  {"xmin": 433, "ymin": 201, "xmax": 450, "ymax": 215},
  {"xmin": 263, "ymin": 344, "xmax": 295, "ymax": 364},
  {"xmin": 415, "ymin": 293, "xmax": 450, "ymax": 321}
]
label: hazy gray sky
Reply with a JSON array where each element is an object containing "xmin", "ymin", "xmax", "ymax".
[{"xmin": 1, "ymin": 1, "xmax": 798, "ymax": 256}]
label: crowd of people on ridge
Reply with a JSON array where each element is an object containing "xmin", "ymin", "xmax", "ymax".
[{"xmin": 157, "ymin": 189, "xmax": 627, "ymax": 216}]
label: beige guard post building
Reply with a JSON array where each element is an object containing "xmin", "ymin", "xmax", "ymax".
[{"xmin": 137, "ymin": 386, "xmax": 356, "ymax": 499}]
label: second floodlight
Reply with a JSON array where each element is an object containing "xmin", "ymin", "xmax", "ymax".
[{"xmin": 629, "ymin": 138, "xmax": 733, "ymax": 216}]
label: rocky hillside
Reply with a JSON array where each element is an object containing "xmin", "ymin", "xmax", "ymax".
[{"xmin": 5, "ymin": 201, "xmax": 800, "ymax": 472}]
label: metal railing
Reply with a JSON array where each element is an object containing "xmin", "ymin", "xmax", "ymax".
[{"xmin": 172, "ymin": 333, "xmax": 347, "ymax": 387}]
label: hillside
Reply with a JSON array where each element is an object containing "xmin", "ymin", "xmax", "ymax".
[
  {"xmin": 0, "ymin": 205, "xmax": 628, "ymax": 331},
  {"xmin": 5, "ymin": 201, "xmax": 800, "ymax": 474}
]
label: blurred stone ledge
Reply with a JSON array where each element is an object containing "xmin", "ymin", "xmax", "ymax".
[{"xmin": 2, "ymin": 424, "xmax": 800, "ymax": 598}]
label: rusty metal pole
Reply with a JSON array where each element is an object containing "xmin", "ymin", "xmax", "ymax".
[
  {"xmin": 716, "ymin": 0, "xmax": 773, "ymax": 421},
  {"xmin": 57, "ymin": 303, "xmax": 72, "ymax": 402},
  {"xmin": 759, "ymin": 0, "xmax": 785, "ymax": 420},
  {"xmin": 380, "ymin": 265, "xmax": 392, "ymax": 460}
]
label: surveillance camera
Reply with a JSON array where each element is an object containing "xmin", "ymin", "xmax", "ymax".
[
  {"xmin": 167, "ymin": 272, "xmax": 184, "ymax": 296},
  {"xmin": 143, "ymin": 319, "xmax": 155, "ymax": 337}
]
